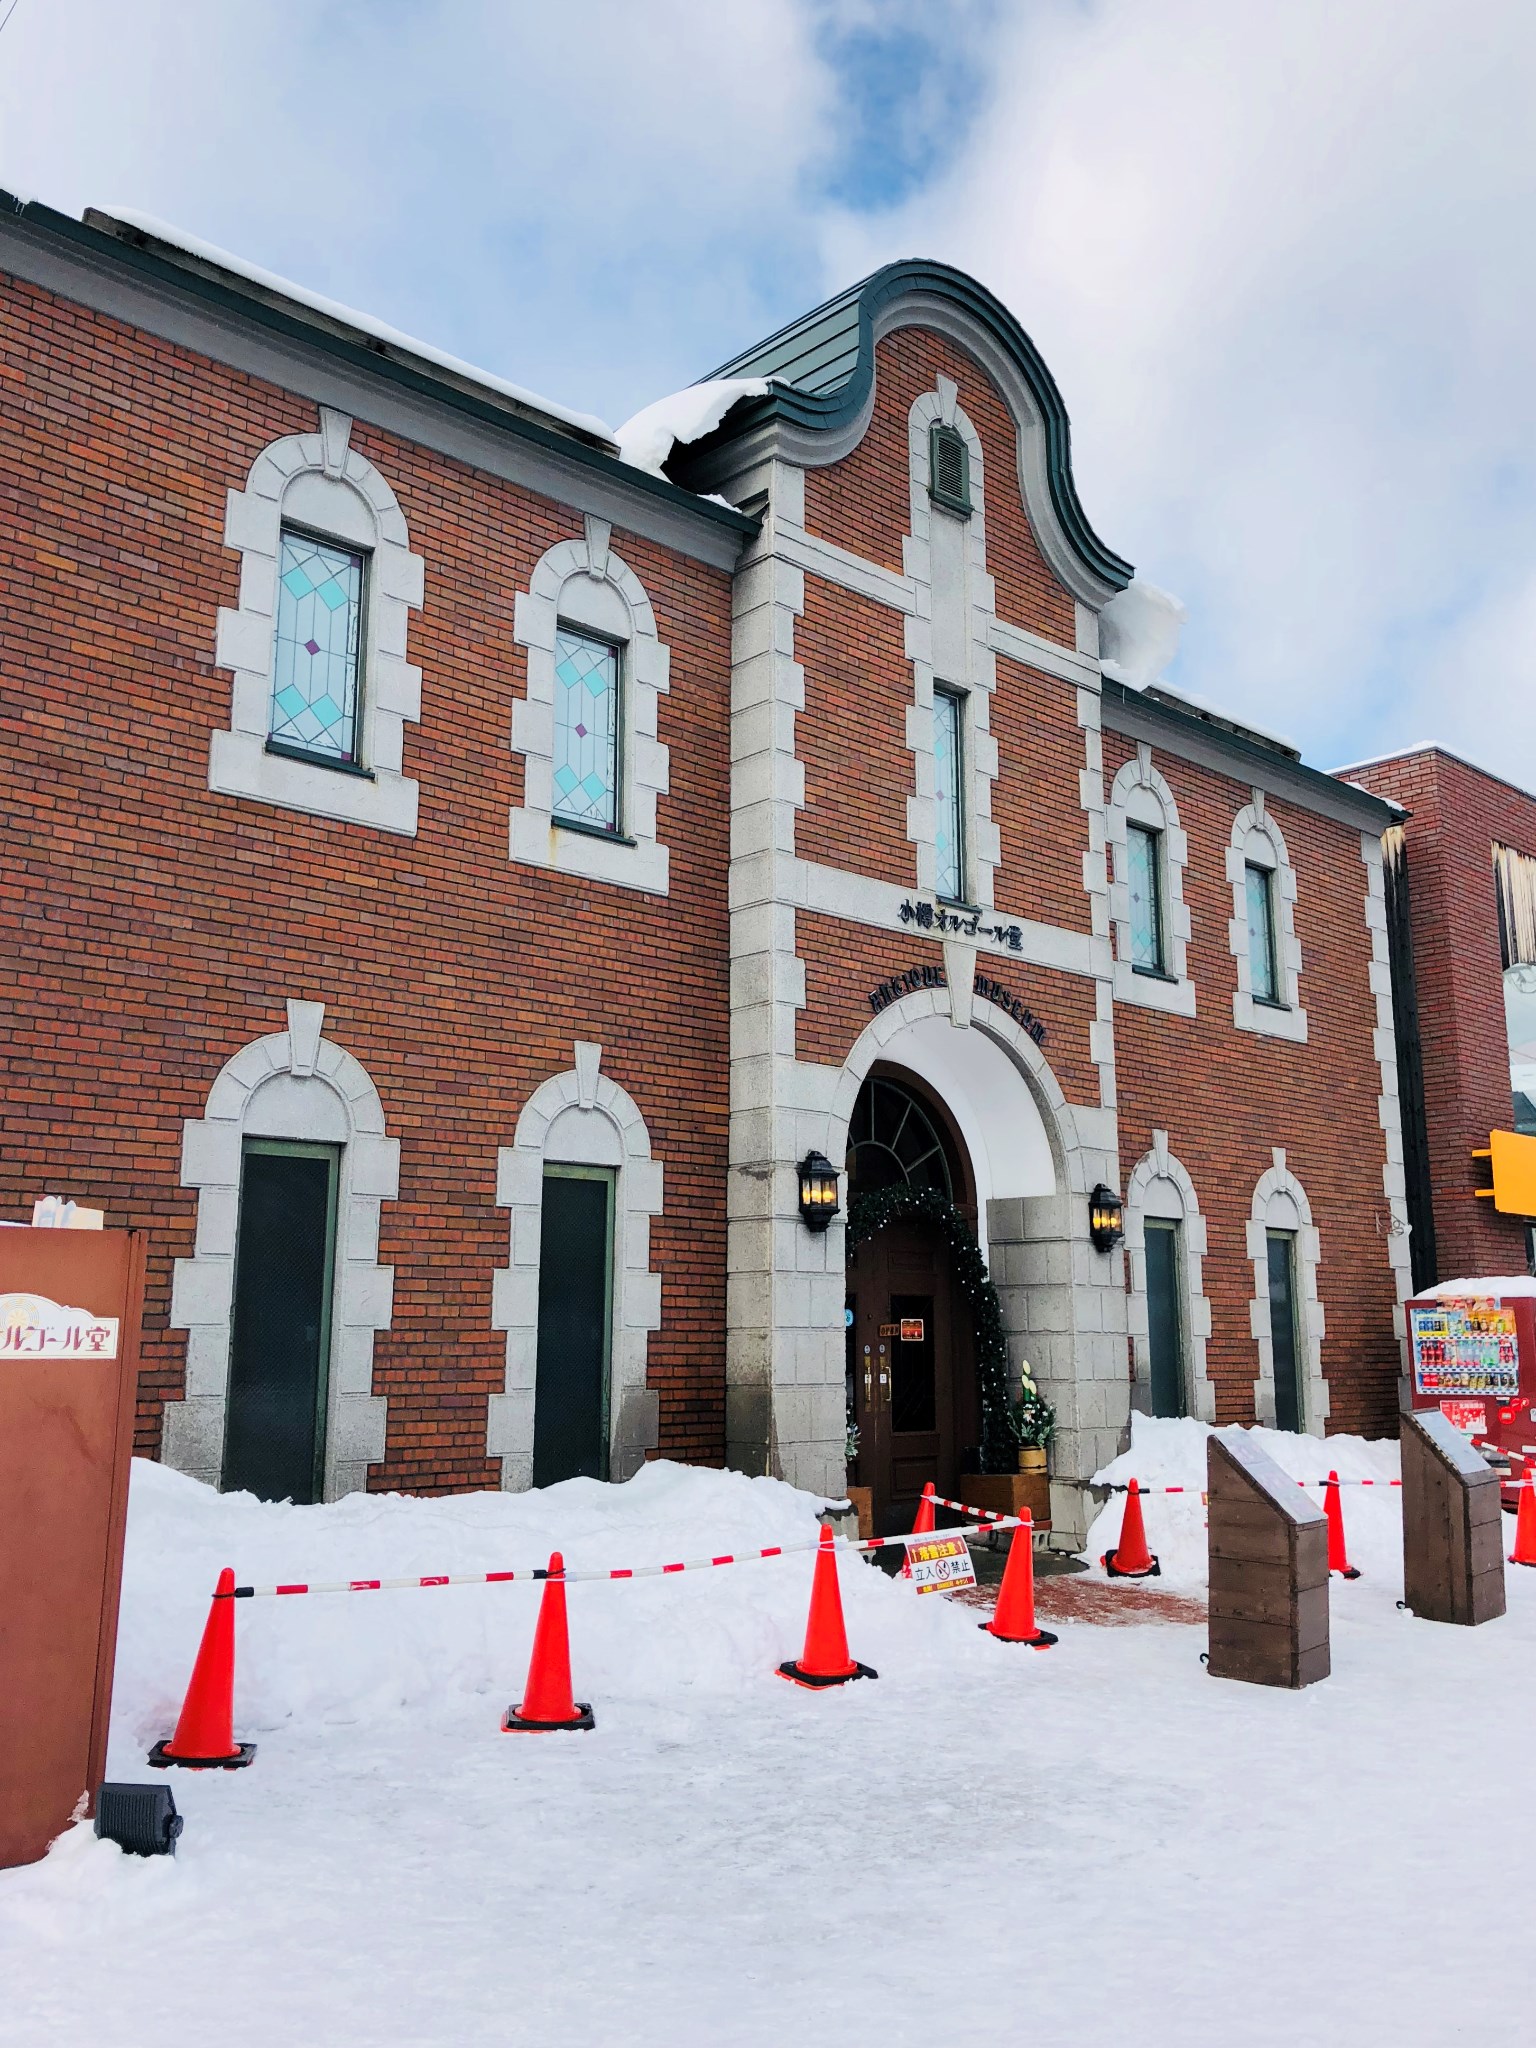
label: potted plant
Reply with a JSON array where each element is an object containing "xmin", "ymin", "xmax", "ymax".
[{"xmin": 1009, "ymin": 1367, "xmax": 1055, "ymax": 1474}]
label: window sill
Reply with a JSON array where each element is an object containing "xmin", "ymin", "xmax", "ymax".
[
  {"xmin": 1131, "ymin": 963, "xmax": 1179, "ymax": 985},
  {"xmin": 1250, "ymin": 995, "xmax": 1292, "ymax": 1014},
  {"xmin": 265, "ymin": 739, "xmax": 375, "ymax": 782},
  {"xmin": 554, "ymin": 814, "xmax": 636, "ymax": 848}
]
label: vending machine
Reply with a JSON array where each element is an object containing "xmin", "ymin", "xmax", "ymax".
[{"xmin": 1404, "ymin": 1288, "xmax": 1536, "ymax": 1504}]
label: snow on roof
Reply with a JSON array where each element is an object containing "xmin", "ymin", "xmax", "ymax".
[
  {"xmin": 1096, "ymin": 578, "xmax": 1186, "ymax": 693},
  {"xmin": 1146, "ymin": 680, "xmax": 1299, "ymax": 756},
  {"xmin": 91, "ymin": 207, "xmax": 615, "ymax": 446},
  {"xmin": 615, "ymin": 378, "xmax": 769, "ymax": 478},
  {"xmin": 1420, "ymin": 1275, "xmax": 1536, "ymax": 1297}
]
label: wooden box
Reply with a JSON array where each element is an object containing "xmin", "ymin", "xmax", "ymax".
[
  {"xmin": 1400, "ymin": 1409, "xmax": 1506, "ymax": 1626},
  {"xmin": 958, "ymin": 1469, "xmax": 1051, "ymax": 1530},
  {"xmin": 1207, "ymin": 1433, "xmax": 1329, "ymax": 1689}
]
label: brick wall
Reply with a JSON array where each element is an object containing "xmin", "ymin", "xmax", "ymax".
[
  {"xmin": 802, "ymin": 325, "xmax": 1078, "ymax": 646},
  {"xmin": 1349, "ymin": 748, "xmax": 1536, "ymax": 1282},
  {"xmin": 796, "ymin": 911, "xmax": 1102, "ymax": 1103},
  {"xmin": 797, "ymin": 575, "xmax": 916, "ymax": 886},
  {"xmin": 1103, "ymin": 731, "xmax": 1402, "ymax": 1435},
  {"xmin": 0, "ymin": 268, "xmax": 735, "ymax": 1488}
]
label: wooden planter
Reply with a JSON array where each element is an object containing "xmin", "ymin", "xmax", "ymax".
[
  {"xmin": 958, "ymin": 1469, "xmax": 1051, "ymax": 1531},
  {"xmin": 843, "ymin": 1484, "xmax": 874, "ymax": 1542}
]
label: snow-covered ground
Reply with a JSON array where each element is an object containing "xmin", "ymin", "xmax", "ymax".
[{"xmin": 4, "ymin": 1420, "xmax": 1534, "ymax": 2047}]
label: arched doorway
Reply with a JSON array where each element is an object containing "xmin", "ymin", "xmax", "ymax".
[{"xmin": 845, "ymin": 1071, "xmax": 979, "ymax": 1533}]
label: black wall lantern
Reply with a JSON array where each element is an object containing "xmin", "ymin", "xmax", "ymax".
[
  {"xmin": 797, "ymin": 1151, "xmax": 841, "ymax": 1232},
  {"xmin": 1089, "ymin": 1184, "xmax": 1125, "ymax": 1252}
]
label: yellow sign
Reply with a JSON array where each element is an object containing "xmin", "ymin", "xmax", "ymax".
[
  {"xmin": 903, "ymin": 1533, "xmax": 977, "ymax": 1594},
  {"xmin": 1473, "ymin": 1129, "xmax": 1536, "ymax": 1216}
]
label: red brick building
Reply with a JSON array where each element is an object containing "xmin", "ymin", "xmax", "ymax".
[
  {"xmin": 1, "ymin": 197, "xmax": 1409, "ymax": 1538},
  {"xmin": 1345, "ymin": 746, "xmax": 1536, "ymax": 1288}
]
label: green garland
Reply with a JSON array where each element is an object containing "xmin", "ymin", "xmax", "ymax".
[{"xmin": 847, "ymin": 1184, "xmax": 1014, "ymax": 1474}]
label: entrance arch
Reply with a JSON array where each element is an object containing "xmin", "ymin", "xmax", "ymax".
[
  {"xmin": 844, "ymin": 1070, "xmax": 978, "ymax": 1532},
  {"xmin": 826, "ymin": 983, "xmax": 1128, "ymax": 1544}
]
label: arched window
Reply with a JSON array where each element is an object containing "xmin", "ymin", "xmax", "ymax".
[
  {"xmin": 1227, "ymin": 791, "xmax": 1307, "ymax": 1041},
  {"xmin": 510, "ymin": 515, "xmax": 673, "ymax": 894},
  {"xmin": 212, "ymin": 407, "xmax": 424, "ymax": 835},
  {"xmin": 1107, "ymin": 746, "xmax": 1194, "ymax": 1016},
  {"xmin": 846, "ymin": 1074, "xmax": 957, "ymax": 1198}
]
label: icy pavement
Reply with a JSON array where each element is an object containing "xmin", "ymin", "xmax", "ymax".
[{"xmin": 3, "ymin": 1432, "xmax": 1533, "ymax": 2047}]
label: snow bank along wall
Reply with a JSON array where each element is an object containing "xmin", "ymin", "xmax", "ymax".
[{"xmin": 0, "ymin": 196, "xmax": 1409, "ymax": 1539}]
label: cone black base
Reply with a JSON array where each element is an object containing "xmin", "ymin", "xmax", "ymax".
[
  {"xmin": 776, "ymin": 1660, "xmax": 877, "ymax": 1688},
  {"xmin": 980, "ymin": 1622, "xmax": 1058, "ymax": 1647},
  {"xmin": 1102, "ymin": 1552, "xmax": 1161, "ymax": 1579},
  {"xmin": 1334, "ymin": 1566, "xmax": 1362, "ymax": 1581},
  {"xmin": 147, "ymin": 1739, "xmax": 257, "ymax": 1770},
  {"xmin": 501, "ymin": 1702, "xmax": 595, "ymax": 1732}
]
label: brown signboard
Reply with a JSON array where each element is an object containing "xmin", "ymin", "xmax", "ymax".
[{"xmin": 0, "ymin": 1227, "xmax": 145, "ymax": 1868}]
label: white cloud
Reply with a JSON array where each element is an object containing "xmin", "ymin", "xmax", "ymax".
[
  {"xmin": 2, "ymin": 1, "xmax": 1533, "ymax": 782},
  {"xmin": 0, "ymin": 0, "xmax": 833, "ymax": 418},
  {"xmin": 826, "ymin": 0, "xmax": 1536, "ymax": 776}
]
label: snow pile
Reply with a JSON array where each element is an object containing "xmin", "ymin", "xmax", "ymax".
[
  {"xmin": 1096, "ymin": 576, "xmax": 1186, "ymax": 689},
  {"xmin": 616, "ymin": 377, "xmax": 769, "ymax": 478},
  {"xmin": 112, "ymin": 1457, "xmax": 989, "ymax": 1750},
  {"xmin": 1083, "ymin": 1414, "xmax": 1403, "ymax": 1591},
  {"xmin": 1424, "ymin": 1273, "xmax": 1536, "ymax": 1296},
  {"xmin": 92, "ymin": 207, "xmax": 614, "ymax": 444}
]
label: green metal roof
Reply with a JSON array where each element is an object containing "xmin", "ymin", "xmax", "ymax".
[{"xmin": 705, "ymin": 259, "xmax": 1132, "ymax": 592}]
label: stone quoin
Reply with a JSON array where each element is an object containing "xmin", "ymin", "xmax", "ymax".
[{"xmin": 1, "ymin": 194, "xmax": 1414, "ymax": 1540}]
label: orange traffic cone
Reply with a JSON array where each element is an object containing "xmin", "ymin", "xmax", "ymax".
[
  {"xmin": 778, "ymin": 1525, "xmax": 878, "ymax": 1688},
  {"xmin": 1323, "ymin": 1472, "xmax": 1362, "ymax": 1580},
  {"xmin": 912, "ymin": 1482, "xmax": 937, "ymax": 1535},
  {"xmin": 148, "ymin": 1568, "xmax": 257, "ymax": 1770},
  {"xmin": 502, "ymin": 1553, "xmax": 595, "ymax": 1732},
  {"xmin": 1509, "ymin": 1476, "xmax": 1536, "ymax": 1566},
  {"xmin": 1102, "ymin": 1478, "xmax": 1160, "ymax": 1579},
  {"xmin": 981, "ymin": 1512, "xmax": 1057, "ymax": 1647}
]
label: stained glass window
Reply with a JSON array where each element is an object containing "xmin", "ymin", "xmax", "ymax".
[
  {"xmin": 1127, "ymin": 823, "xmax": 1165, "ymax": 972},
  {"xmin": 270, "ymin": 529, "xmax": 364, "ymax": 765},
  {"xmin": 933, "ymin": 688, "xmax": 964, "ymax": 902},
  {"xmin": 553, "ymin": 628, "xmax": 620, "ymax": 831},
  {"xmin": 1246, "ymin": 862, "xmax": 1279, "ymax": 1002}
]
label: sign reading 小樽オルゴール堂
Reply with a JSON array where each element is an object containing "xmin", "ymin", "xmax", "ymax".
[
  {"xmin": 0, "ymin": 1294, "xmax": 120, "ymax": 1359},
  {"xmin": 903, "ymin": 1533, "xmax": 977, "ymax": 1595}
]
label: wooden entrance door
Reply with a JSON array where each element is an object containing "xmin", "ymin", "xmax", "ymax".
[{"xmin": 847, "ymin": 1220, "xmax": 973, "ymax": 1534}]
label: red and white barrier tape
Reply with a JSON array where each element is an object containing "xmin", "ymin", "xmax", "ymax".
[
  {"xmin": 228, "ymin": 1515, "xmax": 1023, "ymax": 1600},
  {"xmin": 1097, "ymin": 1477, "xmax": 1402, "ymax": 1494}
]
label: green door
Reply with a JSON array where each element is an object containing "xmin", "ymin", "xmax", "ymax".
[
  {"xmin": 533, "ymin": 1167, "xmax": 614, "ymax": 1486},
  {"xmin": 224, "ymin": 1140, "xmax": 338, "ymax": 1504},
  {"xmin": 1144, "ymin": 1220, "xmax": 1185, "ymax": 1417},
  {"xmin": 1267, "ymin": 1230, "xmax": 1303, "ymax": 1433}
]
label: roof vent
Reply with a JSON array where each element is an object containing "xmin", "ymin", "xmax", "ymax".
[{"xmin": 929, "ymin": 423, "xmax": 971, "ymax": 516}]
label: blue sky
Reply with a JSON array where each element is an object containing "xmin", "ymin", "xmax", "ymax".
[{"xmin": 2, "ymin": 0, "xmax": 1534, "ymax": 783}]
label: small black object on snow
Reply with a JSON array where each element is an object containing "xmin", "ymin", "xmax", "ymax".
[{"xmin": 94, "ymin": 1782, "xmax": 184, "ymax": 1857}]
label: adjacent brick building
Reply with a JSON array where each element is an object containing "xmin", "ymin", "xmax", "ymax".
[
  {"xmin": 1, "ymin": 198, "xmax": 1411, "ymax": 1538},
  {"xmin": 1345, "ymin": 746, "xmax": 1536, "ymax": 1288}
]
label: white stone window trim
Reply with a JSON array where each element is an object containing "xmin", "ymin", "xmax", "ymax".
[
  {"xmin": 1227, "ymin": 789, "xmax": 1308, "ymax": 1042},
  {"xmin": 510, "ymin": 515, "xmax": 672, "ymax": 895},
  {"xmin": 165, "ymin": 999, "xmax": 400, "ymax": 1500},
  {"xmin": 1247, "ymin": 1147, "xmax": 1328, "ymax": 1431},
  {"xmin": 1124, "ymin": 1132, "xmax": 1214, "ymax": 1421},
  {"xmin": 1107, "ymin": 746, "xmax": 1196, "ymax": 1018},
  {"xmin": 902, "ymin": 378, "xmax": 1002, "ymax": 910},
  {"xmin": 212, "ymin": 407, "xmax": 425, "ymax": 836},
  {"xmin": 1360, "ymin": 831, "xmax": 1414, "ymax": 1341},
  {"xmin": 490, "ymin": 1041, "xmax": 664, "ymax": 1489}
]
